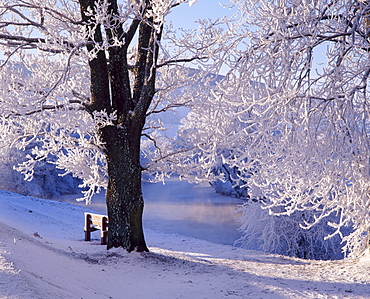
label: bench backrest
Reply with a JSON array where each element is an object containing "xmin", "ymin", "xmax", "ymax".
[
  {"xmin": 85, "ymin": 212, "xmax": 109, "ymax": 230},
  {"xmin": 84, "ymin": 212, "xmax": 109, "ymax": 244}
]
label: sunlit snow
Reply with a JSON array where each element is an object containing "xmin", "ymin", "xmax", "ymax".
[{"xmin": 0, "ymin": 188, "xmax": 370, "ymax": 298}]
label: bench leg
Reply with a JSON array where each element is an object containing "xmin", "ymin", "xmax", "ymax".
[
  {"xmin": 101, "ymin": 231, "xmax": 107, "ymax": 245},
  {"xmin": 84, "ymin": 214, "xmax": 92, "ymax": 241},
  {"xmin": 101, "ymin": 216, "xmax": 108, "ymax": 245}
]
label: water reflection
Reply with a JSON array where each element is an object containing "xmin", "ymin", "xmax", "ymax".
[{"xmin": 58, "ymin": 180, "xmax": 244, "ymax": 245}]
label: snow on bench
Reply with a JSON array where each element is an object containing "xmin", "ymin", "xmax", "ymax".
[{"xmin": 84, "ymin": 212, "xmax": 109, "ymax": 245}]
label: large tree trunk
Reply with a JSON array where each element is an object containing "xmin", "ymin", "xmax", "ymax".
[
  {"xmin": 79, "ymin": 0, "xmax": 159, "ymax": 252},
  {"xmin": 102, "ymin": 125, "xmax": 148, "ymax": 252}
]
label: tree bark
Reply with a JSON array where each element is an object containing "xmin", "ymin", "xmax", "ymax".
[{"xmin": 102, "ymin": 125, "xmax": 148, "ymax": 252}]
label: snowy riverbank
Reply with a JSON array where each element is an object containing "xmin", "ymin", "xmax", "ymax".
[{"xmin": 0, "ymin": 191, "xmax": 370, "ymax": 298}]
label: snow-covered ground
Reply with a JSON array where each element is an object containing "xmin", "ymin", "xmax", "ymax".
[{"xmin": 1, "ymin": 190, "xmax": 370, "ymax": 299}]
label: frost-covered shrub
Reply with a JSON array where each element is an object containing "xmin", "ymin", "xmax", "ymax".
[
  {"xmin": 210, "ymin": 168, "xmax": 350, "ymax": 260},
  {"xmin": 235, "ymin": 203, "xmax": 353, "ymax": 260},
  {"xmin": 212, "ymin": 178, "xmax": 244, "ymax": 198},
  {"xmin": 0, "ymin": 146, "xmax": 81, "ymax": 199},
  {"xmin": 210, "ymin": 164, "xmax": 249, "ymax": 199}
]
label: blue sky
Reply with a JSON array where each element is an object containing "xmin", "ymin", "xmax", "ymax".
[
  {"xmin": 167, "ymin": 0, "xmax": 235, "ymax": 29},
  {"xmin": 0, "ymin": 1, "xmax": 235, "ymax": 61}
]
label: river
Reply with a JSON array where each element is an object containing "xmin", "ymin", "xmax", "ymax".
[{"xmin": 59, "ymin": 179, "xmax": 244, "ymax": 245}]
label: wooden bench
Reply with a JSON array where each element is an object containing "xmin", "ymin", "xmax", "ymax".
[{"xmin": 84, "ymin": 212, "xmax": 109, "ymax": 245}]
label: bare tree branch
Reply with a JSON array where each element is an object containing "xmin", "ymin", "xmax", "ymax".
[
  {"xmin": 151, "ymin": 146, "xmax": 198, "ymax": 164},
  {"xmin": 0, "ymin": 33, "xmax": 91, "ymax": 53},
  {"xmin": 146, "ymin": 101, "xmax": 190, "ymax": 117},
  {"xmin": 5, "ymin": 101, "xmax": 85, "ymax": 118},
  {"xmin": 156, "ymin": 56, "xmax": 208, "ymax": 68}
]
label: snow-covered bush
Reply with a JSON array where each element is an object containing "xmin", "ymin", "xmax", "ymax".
[
  {"xmin": 210, "ymin": 163, "xmax": 249, "ymax": 199},
  {"xmin": 236, "ymin": 202, "xmax": 353, "ymax": 260},
  {"xmin": 0, "ymin": 144, "xmax": 81, "ymax": 199}
]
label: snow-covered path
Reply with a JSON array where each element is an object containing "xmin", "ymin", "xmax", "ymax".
[{"xmin": 1, "ymin": 191, "xmax": 370, "ymax": 298}]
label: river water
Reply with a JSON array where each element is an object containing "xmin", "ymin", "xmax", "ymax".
[{"xmin": 59, "ymin": 179, "xmax": 244, "ymax": 245}]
